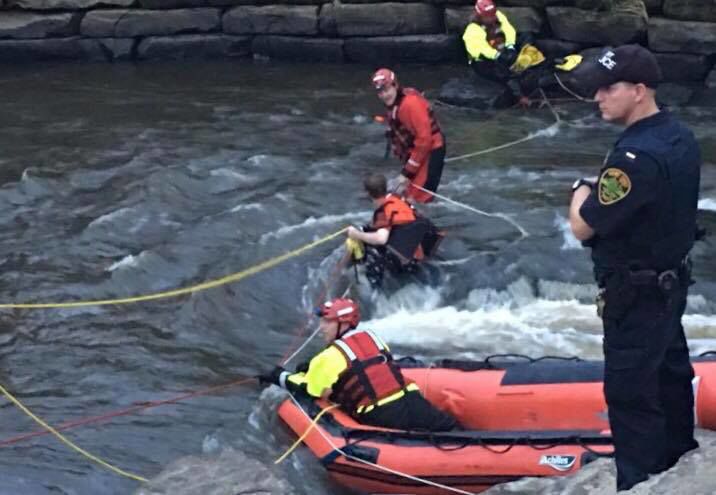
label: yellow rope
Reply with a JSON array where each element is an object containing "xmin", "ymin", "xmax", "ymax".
[
  {"xmin": 0, "ymin": 227, "xmax": 347, "ymax": 309},
  {"xmin": 0, "ymin": 382, "xmax": 148, "ymax": 483},
  {"xmin": 274, "ymin": 403, "xmax": 339, "ymax": 464}
]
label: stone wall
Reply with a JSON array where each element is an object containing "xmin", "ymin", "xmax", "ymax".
[{"xmin": 0, "ymin": 0, "xmax": 714, "ymax": 84}]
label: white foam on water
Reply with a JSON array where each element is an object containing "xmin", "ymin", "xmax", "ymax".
[
  {"xmin": 230, "ymin": 203, "xmax": 263, "ymax": 213},
  {"xmin": 209, "ymin": 168, "xmax": 253, "ymax": 182},
  {"xmin": 107, "ymin": 253, "xmax": 140, "ymax": 272},
  {"xmin": 258, "ymin": 210, "xmax": 370, "ymax": 244},
  {"xmin": 555, "ymin": 213, "xmax": 583, "ymax": 250},
  {"xmin": 87, "ymin": 206, "xmax": 134, "ymax": 228},
  {"xmin": 363, "ymin": 277, "xmax": 716, "ymax": 361},
  {"xmin": 699, "ymin": 198, "xmax": 716, "ymax": 211},
  {"xmin": 365, "ymin": 297, "xmax": 604, "ymax": 359}
]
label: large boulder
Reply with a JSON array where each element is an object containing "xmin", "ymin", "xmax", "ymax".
[
  {"xmin": 643, "ymin": 0, "xmax": 661, "ymax": 14},
  {"xmin": 437, "ymin": 76, "xmax": 514, "ymax": 110},
  {"xmin": 0, "ymin": 12, "xmax": 79, "ymax": 39},
  {"xmin": 0, "ymin": 37, "xmax": 106, "ymax": 62},
  {"xmin": 546, "ymin": 6, "xmax": 647, "ymax": 45},
  {"xmin": 655, "ymin": 82, "xmax": 696, "ymax": 106},
  {"xmin": 445, "ymin": 6, "xmax": 543, "ymax": 35},
  {"xmin": 663, "ymin": 0, "xmax": 716, "ymax": 22},
  {"xmin": 690, "ymin": 87, "xmax": 716, "ymax": 107},
  {"xmin": 655, "ymin": 53, "xmax": 710, "ymax": 82},
  {"xmin": 94, "ymin": 37, "xmax": 135, "ymax": 60},
  {"xmin": 252, "ymin": 35, "xmax": 343, "ymax": 62},
  {"xmin": 535, "ymin": 38, "xmax": 583, "ymax": 60},
  {"xmin": 82, "ymin": 9, "xmax": 220, "ymax": 38},
  {"xmin": 323, "ymin": 3, "xmax": 443, "ymax": 37},
  {"xmin": 5, "ymin": 0, "xmax": 133, "ymax": 8},
  {"xmin": 707, "ymin": 69, "xmax": 716, "ymax": 89},
  {"xmin": 648, "ymin": 18, "xmax": 716, "ymax": 55},
  {"xmin": 139, "ymin": 0, "xmax": 206, "ymax": 7},
  {"xmin": 501, "ymin": 0, "xmax": 564, "ymax": 7},
  {"xmin": 344, "ymin": 35, "xmax": 463, "ymax": 63},
  {"xmin": 223, "ymin": 6, "xmax": 318, "ymax": 35},
  {"xmin": 208, "ymin": 0, "xmax": 322, "ymax": 5},
  {"xmin": 136, "ymin": 34, "xmax": 251, "ymax": 60}
]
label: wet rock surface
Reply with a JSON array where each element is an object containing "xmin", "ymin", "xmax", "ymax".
[{"xmin": 484, "ymin": 429, "xmax": 716, "ymax": 495}]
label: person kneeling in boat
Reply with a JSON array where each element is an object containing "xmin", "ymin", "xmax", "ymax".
[
  {"xmin": 345, "ymin": 173, "xmax": 443, "ymax": 289},
  {"xmin": 260, "ymin": 298, "xmax": 459, "ymax": 431}
]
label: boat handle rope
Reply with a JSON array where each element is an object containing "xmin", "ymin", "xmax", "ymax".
[
  {"xmin": 286, "ymin": 394, "xmax": 480, "ymax": 495},
  {"xmin": 0, "ymin": 227, "xmax": 347, "ymax": 309},
  {"xmin": 274, "ymin": 403, "xmax": 339, "ymax": 464},
  {"xmin": 0, "ymin": 382, "xmax": 149, "ymax": 482}
]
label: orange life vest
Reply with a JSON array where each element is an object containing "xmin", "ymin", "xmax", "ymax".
[
  {"xmin": 371, "ymin": 194, "xmax": 416, "ymax": 230},
  {"xmin": 387, "ymin": 88, "xmax": 442, "ymax": 163},
  {"xmin": 329, "ymin": 329, "xmax": 408, "ymax": 414}
]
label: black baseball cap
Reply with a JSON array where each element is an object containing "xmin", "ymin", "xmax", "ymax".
[{"xmin": 569, "ymin": 44, "xmax": 663, "ymax": 98}]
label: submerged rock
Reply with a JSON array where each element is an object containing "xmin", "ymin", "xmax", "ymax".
[
  {"xmin": 135, "ymin": 448, "xmax": 297, "ymax": 495},
  {"xmin": 437, "ymin": 76, "xmax": 514, "ymax": 110}
]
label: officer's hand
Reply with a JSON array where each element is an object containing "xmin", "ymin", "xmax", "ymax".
[{"xmin": 257, "ymin": 366, "xmax": 286, "ymax": 387}]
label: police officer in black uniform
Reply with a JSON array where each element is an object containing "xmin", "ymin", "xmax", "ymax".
[{"xmin": 568, "ymin": 44, "xmax": 701, "ymax": 491}]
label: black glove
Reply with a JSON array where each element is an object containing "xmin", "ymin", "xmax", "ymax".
[
  {"xmin": 296, "ymin": 360, "xmax": 310, "ymax": 373},
  {"xmin": 257, "ymin": 366, "xmax": 287, "ymax": 387},
  {"xmin": 497, "ymin": 47, "xmax": 518, "ymax": 68}
]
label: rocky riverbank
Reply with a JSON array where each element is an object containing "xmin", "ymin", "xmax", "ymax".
[{"xmin": 0, "ymin": 1, "xmax": 713, "ymax": 85}]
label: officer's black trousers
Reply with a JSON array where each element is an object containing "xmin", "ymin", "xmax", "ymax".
[
  {"xmin": 602, "ymin": 285, "xmax": 699, "ymax": 491},
  {"xmin": 359, "ymin": 390, "xmax": 459, "ymax": 431}
]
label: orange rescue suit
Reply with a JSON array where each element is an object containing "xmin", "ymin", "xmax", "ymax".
[{"xmin": 386, "ymin": 88, "xmax": 444, "ymax": 203}]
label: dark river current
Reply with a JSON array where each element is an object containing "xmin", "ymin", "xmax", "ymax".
[{"xmin": 0, "ymin": 61, "xmax": 715, "ymax": 495}]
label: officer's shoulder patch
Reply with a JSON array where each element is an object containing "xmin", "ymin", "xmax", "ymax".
[{"xmin": 598, "ymin": 167, "xmax": 631, "ymax": 205}]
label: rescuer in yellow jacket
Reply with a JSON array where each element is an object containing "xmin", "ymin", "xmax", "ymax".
[
  {"xmin": 259, "ymin": 298, "xmax": 458, "ymax": 431},
  {"xmin": 462, "ymin": 0, "xmax": 532, "ymax": 106}
]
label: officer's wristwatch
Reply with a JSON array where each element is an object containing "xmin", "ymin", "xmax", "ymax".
[{"xmin": 571, "ymin": 178, "xmax": 594, "ymax": 192}]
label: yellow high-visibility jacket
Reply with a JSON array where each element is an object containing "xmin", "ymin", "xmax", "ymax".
[
  {"xmin": 462, "ymin": 11, "xmax": 517, "ymax": 63},
  {"xmin": 285, "ymin": 331, "xmax": 419, "ymax": 403}
]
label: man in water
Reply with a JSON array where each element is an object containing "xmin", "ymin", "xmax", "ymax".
[
  {"xmin": 346, "ymin": 173, "xmax": 443, "ymax": 288},
  {"xmin": 568, "ymin": 44, "xmax": 701, "ymax": 491},
  {"xmin": 372, "ymin": 68, "xmax": 445, "ymax": 203},
  {"xmin": 260, "ymin": 298, "xmax": 458, "ymax": 430}
]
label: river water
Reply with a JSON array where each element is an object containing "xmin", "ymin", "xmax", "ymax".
[{"xmin": 0, "ymin": 61, "xmax": 715, "ymax": 495}]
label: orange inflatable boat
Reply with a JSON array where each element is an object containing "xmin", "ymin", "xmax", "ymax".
[{"xmin": 277, "ymin": 353, "xmax": 716, "ymax": 494}]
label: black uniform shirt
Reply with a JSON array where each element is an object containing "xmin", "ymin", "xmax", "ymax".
[{"xmin": 579, "ymin": 111, "xmax": 682, "ymax": 270}]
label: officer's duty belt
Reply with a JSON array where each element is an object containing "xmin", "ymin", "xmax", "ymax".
[{"xmin": 627, "ymin": 257, "xmax": 690, "ymax": 288}]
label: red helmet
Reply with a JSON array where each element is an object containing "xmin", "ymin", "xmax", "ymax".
[
  {"xmin": 316, "ymin": 298, "xmax": 361, "ymax": 329},
  {"xmin": 474, "ymin": 0, "xmax": 497, "ymax": 19},
  {"xmin": 371, "ymin": 68, "xmax": 397, "ymax": 90}
]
